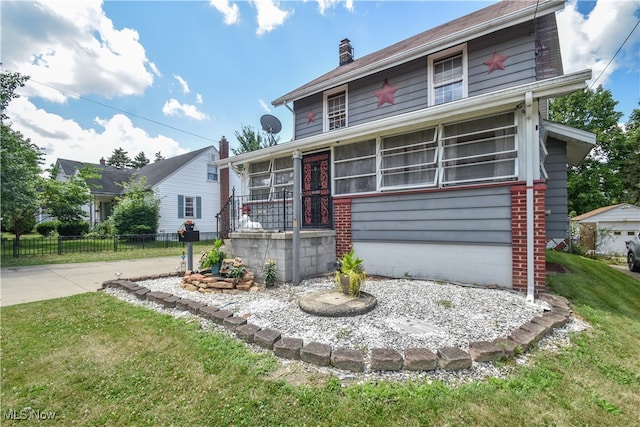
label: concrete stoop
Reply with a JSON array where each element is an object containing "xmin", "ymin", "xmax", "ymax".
[{"xmin": 101, "ymin": 275, "xmax": 573, "ymax": 374}]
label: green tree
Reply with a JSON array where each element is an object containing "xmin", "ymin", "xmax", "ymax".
[
  {"xmin": 40, "ymin": 164, "xmax": 101, "ymax": 224},
  {"xmin": 1, "ymin": 71, "xmax": 43, "ymax": 245},
  {"xmin": 232, "ymin": 124, "xmax": 279, "ymax": 155},
  {"xmin": 107, "ymin": 147, "xmax": 132, "ymax": 169},
  {"xmin": 131, "ymin": 151, "xmax": 150, "ymax": 169},
  {"xmin": 154, "ymin": 151, "xmax": 165, "ymax": 162},
  {"xmin": 621, "ymin": 108, "xmax": 640, "ymax": 205},
  {"xmin": 111, "ymin": 176, "xmax": 160, "ymax": 235},
  {"xmin": 549, "ymin": 86, "xmax": 627, "ymax": 215}
]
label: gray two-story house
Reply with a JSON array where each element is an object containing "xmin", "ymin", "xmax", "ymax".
[{"xmin": 224, "ymin": 0, "xmax": 595, "ymax": 299}]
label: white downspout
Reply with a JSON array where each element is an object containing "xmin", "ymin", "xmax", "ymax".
[{"xmin": 525, "ymin": 91, "xmax": 535, "ymax": 303}]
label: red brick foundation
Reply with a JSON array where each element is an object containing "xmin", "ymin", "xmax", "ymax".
[
  {"xmin": 511, "ymin": 184, "xmax": 547, "ymax": 294},
  {"xmin": 334, "ymin": 198, "xmax": 352, "ymax": 258}
]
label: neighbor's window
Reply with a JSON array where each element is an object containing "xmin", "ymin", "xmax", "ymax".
[
  {"xmin": 184, "ymin": 196, "xmax": 195, "ymax": 217},
  {"xmin": 429, "ymin": 45, "xmax": 467, "ymax": 106},
  {"xmin": 325, "ymin": 85, "xmax": 347, "ymax": 131},
  {"xmin": 441, "ymin": 112, "xmax": 517, "ymax": 185},
  {"xmin": 207, "ymin": 164, "xmax": 218, "ymax": 181},
  {"xmin": 334, "ymin": 139, "xmax": 376, "ymax": 194},
  {"xmin": 381, "ymin": 127, "xmax": 438, "ymax": 190}
]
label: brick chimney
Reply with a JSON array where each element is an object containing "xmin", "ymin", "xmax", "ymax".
[
  {"xmin": 339, "ymin": 38, "xmax": 353, "ymax": 66},
  {"xmin": 99, "ymin": 157, "xmax": 106, "ymax": 165}
]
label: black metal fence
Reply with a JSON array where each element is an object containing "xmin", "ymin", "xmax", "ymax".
[
  {"xmin": 1, "ymin": 232, "xmax": 219, "ymax": 258},
  {"xmin": 217, "ymin": 189, "xmax": 294, "ymax": 239}
]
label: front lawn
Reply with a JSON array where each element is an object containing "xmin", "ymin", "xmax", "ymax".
[{"xmin": 1, "ymin": 251, "xmax": 638, "ymax": 426}]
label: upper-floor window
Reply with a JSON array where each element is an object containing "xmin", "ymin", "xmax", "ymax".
[
  {"xmin": 207, "ymin": 164, "xmax": 218, "ymax": 181},
  {"xmin": 429, "ymin": 44, "xmax": 467, "ymax": 106},
  {"xmin": 324, "ymin": 85, "xmax": 347, "ymax": 131}
]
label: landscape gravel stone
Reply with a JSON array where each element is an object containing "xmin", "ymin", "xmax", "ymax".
[{"xmin": 105, "ymin": 275, "xmax": 589, "ymax": 384}]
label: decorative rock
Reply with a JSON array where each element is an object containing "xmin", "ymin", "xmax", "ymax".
[
  {"xmin": 437, "ymin": 346, "xmax": 472, "ymax": 371},
  {"xmin": 185, "ymin": 300, "xmax": 207, "ymax": 314},
  {"xmin": 211, "ymin": 309, "xmax": 233, "ymax": 324},
  {"xmin": 508, "ymin": 328, "xmax": 538, "ymax": 352},
  {"xmin": 550, "ymin": 306, "xmax": 571, "ymax": 317},
  {"xmin": 370, "ymin": 348, "xmax": 403, "ymax": 371},
  {"xmin": 273, "ymin": 337, "xmax": 304, "ymax": 360},
  {"xmin": 543, "ymin": 312, "xmax": 569, "ymax": 328},
  {"xmin": 491, "ymin": 338, "xmax": 519, "ymax": 357},
  {"xmin": 175, "ymin": 298, "xmax": 197, "ymax": 311},
  {"xmin": 198, "ymin": 305, "xmax": 219, "ymax": 320},
  {"xmin": 331, "ymin": 348, "xmax": 364, "ymax": 372},
  {"xmin": 134, "ymin": 287, "xmax": 150, "ymax": 299},
  {"xmin": 468, "ymin": 341, "xmax": 505, "ymax": 362},
  {"xmin": 254, "ymin": 328, "xmax": 281, "ymax": 350},
  {"xmin": 223, "ymin": 315, "xmax": 247, "ymax": 331},
  {"xmin": 235, "ymin": 323, "xmax": 261, "ymax": 343},
  {"xmin": 530, "ymin": 315, "xmax": 554, "ymax": 334},
  {"xmin": 300, "ymin": 341, "xmax": 332, "ymax": 367},
  {"xmin": 146, "ymin": 291, "xmax": 172, "ymax": 304},
  {"xmin": 520, "ymin": 321, "xmax": 547, "ymax": 339},
  {"xmin": 404, "ymin": 348, "xmax": 438, "ymax": 371},
  {"xmin": 160, "ymin": 294, "xmax": 180, "ymax": 308}
]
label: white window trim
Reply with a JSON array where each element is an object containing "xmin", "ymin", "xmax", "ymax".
[
  {"xmin": 323, "ymin": 84, "xmax": 348, "ymax": 132},
  {"xmin": 184, "ymin": 196, "xmax": 196, "ymax": 218},
  {"xmin": 428, "ymin": 43, "xmax": 468, "ymax": 107},
  {"xmin": 207, "ymin": 163, "xmax": 219, "ymax": 182}
]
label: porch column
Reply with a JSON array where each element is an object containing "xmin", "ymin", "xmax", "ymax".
[{"xmin": 292, "ymin": 150, "xmax": 302, "ymax": 285}]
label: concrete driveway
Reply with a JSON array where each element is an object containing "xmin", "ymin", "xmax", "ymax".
[
  {"xmin": 610, "ymin": 264, "xmax": 640, "ymax": 281},
  {"xmin": 0, "ymin": 256, "xmax": 180, "ymax": 307}
]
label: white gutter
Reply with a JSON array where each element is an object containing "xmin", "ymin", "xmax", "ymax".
[
  {"xmin": 228, "ymin": 70, "xmax": 592, "ymax": 167},
  {"xmin": 272, "ymin": 0, "xmax": 564, "ymax": 106},
  {"xmin": 525, "ymin": 91, "xmax": 536, "ymax": 303}
]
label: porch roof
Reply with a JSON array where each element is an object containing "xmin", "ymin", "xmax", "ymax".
[{"xmin": 542, "ymin": 120, "xmax": 597, "ymax": 166}]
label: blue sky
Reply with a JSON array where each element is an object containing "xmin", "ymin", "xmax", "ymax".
[{"xmin": 3, "ymin": 0, "xmax": 639, "ymax": 168}]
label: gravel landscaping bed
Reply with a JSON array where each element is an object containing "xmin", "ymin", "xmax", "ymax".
[{"xmin": 105, "ymin": 275, "xmax": 589, "ymax": 384}]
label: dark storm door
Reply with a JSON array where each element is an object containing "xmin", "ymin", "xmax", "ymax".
[{"xmin": 302, "ymin": 151, "xmax": 332, "ymax": 228}]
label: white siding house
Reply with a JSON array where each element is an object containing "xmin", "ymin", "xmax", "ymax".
[{"xmin": 572, "ymin": 204, "xmax": 640, "ymax": 255}]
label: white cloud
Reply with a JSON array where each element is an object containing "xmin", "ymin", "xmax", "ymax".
[
  {"xmin": 316, "ymin": 0, "xmax": 354, "ymax": 15},
  {"xmin": 7, "ymin": 97, "xmax": 186, "ymax": 168},
  {"xmin": 252, "ymin": 0, "xmax": 292, "ymax": 36},
  {"xmin": 556, "ymin": 0, "xmax": 640, "ymax": 87},
  {"xmin": 162, "ymin": 99, "xmax": 210, "ymax": 121},
  {"xmin": 174, "ymin": 75, "xmax": 191, "ymax": 94},
  {"xmin": 196, "ymin": 93, "xmax": 204, "ymax": 104},
  {"xmin": 259, "ymin": 99, "xmax": 271, "ymax": 112},
  {"xmin": 2, "ymin": 0, "xmax": 156, "ymax": 103},
  {"xmin": 210, "ymin": 0, "xmax": 240, "ymax": 25}
]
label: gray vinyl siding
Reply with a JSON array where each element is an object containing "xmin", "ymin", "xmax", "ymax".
[
  {"xmin": 545, "ymin": 138, "xmax": 569, "ymax": 239},
  {"xmin": 294, "ymin": 93, "xmax": 323, "ymax": 139},
  {"xmin": 468, "ymin": 22, "xmax": 536, "ymax": 97},
  {"xmin": 351, "ymin": 186, "xmax": 512, "ymax": 245},
  {"xmin": 348, "ymin": 59, "xmax": 427, "ymax": 126}
]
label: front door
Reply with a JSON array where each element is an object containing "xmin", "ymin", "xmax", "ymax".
[{"xmin": 302, "ymin": 151, "xmax": 332, "ymax": 228}]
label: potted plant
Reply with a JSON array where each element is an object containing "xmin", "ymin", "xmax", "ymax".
[
  {"xmin": 334, "ymin": 248, "xmax": 366, "ymax": 297},
  {"xmin": 199, "ymin": 238, "xmax": 226, "ymax": 275}
]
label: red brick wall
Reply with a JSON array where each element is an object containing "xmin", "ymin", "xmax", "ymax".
[
  {"xmin": 511, "ymin": 184, "xmax": 547, "ymax": 294},
  {"xmin": 334, "ymin": 198, "xmax": 352, "ymax": 258}
]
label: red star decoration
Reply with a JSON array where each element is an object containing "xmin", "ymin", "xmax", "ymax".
[
  {"xmin": 483, "ymin": 52, "xmax": 509, "ymax": 74},
  {"xmin": 306, "ymin": 111, "xmax": 316, "ymax": 124},
  {"xmin": 374, "ymin": 78, "xmax": 399, "ymax": 107}
]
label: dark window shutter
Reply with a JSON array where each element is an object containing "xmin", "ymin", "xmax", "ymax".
[
  {"xmin": 196, "ymin": 196, "xmax": 202, "ymax": 219},
  {"xmin": 178, "ymin": 195, "xmax": 184, "ymax": 218}
]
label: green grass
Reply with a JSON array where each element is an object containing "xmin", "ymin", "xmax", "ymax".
[{"xmin": 1, "ymin": 251, "xmax": 639, "ymax": 426}]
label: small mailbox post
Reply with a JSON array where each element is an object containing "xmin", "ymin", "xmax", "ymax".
[{"xmin": 179, "ymin": 230, "xmax": 200, "ymax": 270}]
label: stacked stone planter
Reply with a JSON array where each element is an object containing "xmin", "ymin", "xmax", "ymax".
[
  {"xmin": 101, "ymin": 276, "xmax": 572, "ymax": 373},
  {"xmin": 180, "ymin": 258, "xmax": 259, "ymax": 293}
]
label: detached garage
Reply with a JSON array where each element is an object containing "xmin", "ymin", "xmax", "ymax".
[{"xmin": 572, "ymin": 204, "xmax": 640, "ymax": 256}]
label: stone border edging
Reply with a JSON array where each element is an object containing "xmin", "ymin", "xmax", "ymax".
[{"xmin": 100, "ymin": 275, "xmax": 572, "ymax": 373}]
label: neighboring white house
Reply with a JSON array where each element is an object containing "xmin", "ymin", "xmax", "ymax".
[
  {"xmin": 572, "ymin": 204, "xmax": 640, "ymax": 255},
  {"xmin": 54, "ymin": 143, "xmax": 239, "ymax": 234}
]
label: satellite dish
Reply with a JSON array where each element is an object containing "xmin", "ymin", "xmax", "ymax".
[{"xmin": 260, "ymin": 114, "xmax": 282, "ymax": 145}]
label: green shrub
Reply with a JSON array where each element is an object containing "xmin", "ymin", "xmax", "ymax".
[
  {"xmin": 58, "ymin": 220, "xmax": 90, "ymax": 236},
  {"xmin": 35, "ymin": 220, "xmax": 60, "ymax": 236}
]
